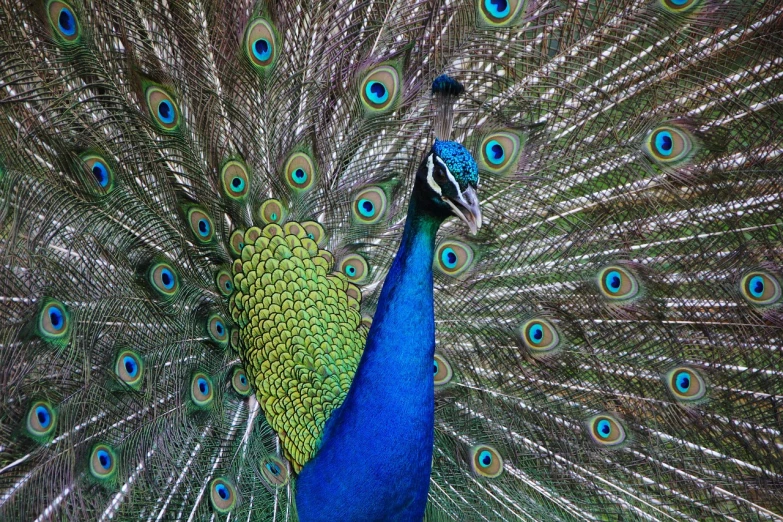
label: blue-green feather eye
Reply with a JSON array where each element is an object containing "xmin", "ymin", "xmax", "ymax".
[
  {"xmin": 37, "ymin": 298, "xmax": 71, "ymax": 345},
  {"xmin": 433, "ymin": 353, "xmax": 453, "ymax": 386},
  {"xmin": 588, "ymin": 415, "xmax": 626, "ymax": 447},
  {"xmin": 644, "ymin": 125, "xmax": 695, "ymax": 166},
  {"xmin": 115, "ymin": 350, "xmax": 144, "ymax": 389},
  {"xmin": 435, "ymin": 240, "xmax": 475, "ymax": 277},
  {"xmin": 432, "ymin": 141, "xmax": 480, "ymax": 189},
  {"xmin": 81, "ymin": 154, "xmax": 116, "ymax": 195},
  {"xmin": 221, "ymin": 160, "xmax": 250, "ymax": 201},
  {"xmin": 260, "ymin": 456, "xmax": 290, "ymax": 486},
  {"xmin": 479, "ymin": 131, "xmax": 524, "ymax": 175},
  {"xmin": 518, "ymin": 318, "xmax": 560, "ymax": 355},
  {"xmin": 360, "ymin": 65, "xmax": 401, "ymax": 114},
  {"xmin": 352, "ymin": 187, "xmax": 387, "ymax": 224},
  {"xmin": 89, "ymin": 444, "xmax": 118, "ymax": 481},
  {"xmin": 216, "ymin": 269, "xmax": 234, "ymax": 297},
  {"xmin": 665, "ymin": 367, "xmax": 707, "ymax": 402},
  {"xmin": 26, "ymin": 401, "xmax": 57, "ymax": 440},
  {"xmin": 145, "ymin": 86, "xmax": 181, "ymax": 132},
  {"xmin": 740, "ymin": 271, "xmax": 781, "ymax": 306},
  {"xmin": 231, "ymin": 367, "xmax": 252, "ymax": 396},
  {"xmin": 477, "ymin": 0, "xmax": 528, "ymax": 27},
  {"xmin": 207, "ymin": 314, "xmax": 229, "ymax": 347},
  {"xmin": 659, "ymin": 0, "xmax": 702, "ymax": 13},
  {"xmin": 148, "ymin": 262, "xmax": 180, "ymax": 299},
  {"xmin": 470, "ymin": 445, "xmax": 503, "ymax": 478},
  {"xmin": 47, "ymin": 1, "xmax": 80, "ymax": 43},
  {"xmin": 259, "ymin": 199, "xmax": 286, "ymax": 225},
  {"xmin": 284, "ymin": 152, "xmax": 316, "ymax": 192},
  {"xmin": 597, "ymin": 265, "xmax": 640, "ymax": 301},
  {"xmin": 340, "ymin": 254, "xmax": 369, "ymax": 284},
  {"xmin": 187, "ymin": 208, "xmax": 215, "ymax": 243},
  {"xmin": 244, "ymin": 18, "xmax": 279, "ymax": 71},
  {"xmin": 209, "ymin": 478, "xmax": 237, "ymax": 513},
  {"xmin": 190, "ymin": 372, "xmax": 214, "ymax": 408}
]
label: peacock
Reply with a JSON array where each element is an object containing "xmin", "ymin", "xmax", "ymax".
[{"xmin": 1, "ymin": 0, "xmax": 782, "ymax": 519}]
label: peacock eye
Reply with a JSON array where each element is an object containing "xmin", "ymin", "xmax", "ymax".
[
  {"xmin": 148, "ymin": 262, "xmax": 180, "ymax": 298},
  {"xmin": 244, "ymin": 18, "xmax": 278, "ymax": 71},
  {"xmin": 740, "ymin": 271, "xmax": 781, "ymax": 306},
  {"xmin": 435, "ymin": 240, "xmax": 475, "ymax": 277},
  {"xmin": 301, "ymin": 221, "xmax": 326, "ymax": 247},
  {"xmin": 80, "ymin": 154, "xmax": 116, "ymax": 194},
  {"xmin": 340, "ymin": 254, "xmax": 369, "ymax": 283},
  {"xmin": 433, "ymin": 353, "xmax": 453, "ymax": 386},
  {"xmin": 477, "ymin": 0, "xmax": 527, "ymax": 27},
  {"xmin": 38, "ymin": 298, "xmax": 71, "ymax": 345},
  {"xmin": 229, "ymin": 229, "xmax": 246, "ymax": 257},
  {"xmin": 115, "ymin": 350, "xmax": 144, "ymax": 388},
  {"xmin": 518, "ymin": 318, "xmax": 560, "ymax": 354},
  {"xmin": 283, "ymin": 152, "xmax": 316, "ymax": 192},
  {"xmin": 260, "ymin": 456, "xmax": 290, "ymax": 486},
  {"xmin": 208, "ymin": 314, "xmax": 229, "ymax": 347},
  {"xmin": 48, "ymin": 1, "xmax": 80, "ymax": 42},
  {"xmin": 665, "ymin": 367, "xmax": 706, "ymax": 402},
  {"xmin": 352, "ymin": 186, "xmax": 388, "ymax": 224},
  {"xmin": 259, "ymin": 199, "xmax": 286, "ymax": 225},
  {"xmin": 470, "ymin": 445, "xmax": 503, "ymax": 478},
  {"xmin": 360, "ymin": 65, "xmax": 400, "ymax": 114},
  {"xmin": 145, "ymin": 86, "xmax": 181, "ymax": 131},
  {"xmin": 209, "ymin": 478, "xmax": 237, "ymax": 513},
  {"xmin": 89, "ymin": 444, "xmax": 118, "ymax": 481},
  {"xmin": 221, "ymin": 160, "xmax": 250, "ymax": 201},
  {"xmin": 659, "ymin": 0, "xmax": 701, "ymax": 13},
  {"xmin": 190, "ymin": 372, "xmax": 214, "ymax": 408},
  {"xmin": 479, "ymin": 131, "xmax": 524, "ymax": 175},
  {"xmin": 588, "ymin": 414, "xmax": 626, "ymax": 447},
  {"xmin": 232, "ymin": 367, "xmax": 252, "ymax": 396},
  {"xmin": 597, "ymin": 265, "xmax": 640, "ymax": 301},
  {"xmin": 216, "ymin": 269, "xmax": 234, "ymax": 296},
  {"xmin": 187, "ymin": 208, "xmax": 215, "ymax": 243},
  {"xmin": 26, "ymin": 401, "xmax": 57, "ymax": 439},
  {"xmin": 644, "ymin": 124, "xmax": 695, "ymax": 166}
]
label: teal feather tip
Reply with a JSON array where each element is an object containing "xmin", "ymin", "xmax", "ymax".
[{"xmin": 432, "ymin": 140, "xmax": 478, "ymax": 189}]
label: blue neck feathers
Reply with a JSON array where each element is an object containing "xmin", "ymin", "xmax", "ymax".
[{"xmin": 295, "ymin": 190, "xmax": 445, "ymax": 521}]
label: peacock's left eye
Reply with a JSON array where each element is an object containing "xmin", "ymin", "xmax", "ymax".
[
  {"xmin": 148, "ymin": 262, "xmax": 180, "ymax": 298},
  {"xmin": 588, "ymin": 414, "xmax": 626, "ymax": 447},
  {"xmin": 340, "ymin": 254, "xmax": 369, "ymax": 284},
  {"xmin": 740, "ymin": 271, "xmax": 781, "ymax": 306},
  {"xmin": 435, "ymin": 240, "xmax": 475, "ymax": 277},
  {"xmin": 187, "ymin": 208, "xmax": 215, "ymax": 243},
  {"xmin": 145, "ymin": 86, "xmax": 180, "ymax": 131},
  {"xmin": 284, "ymin": 152, "xmax": 316, "ymax": 192},
  {"xmin": 260, "ymin": 456, "xmax": 290, "ymax": 486},
  {"xmin": 244, "ymin": 18, "xmax": 278, "ymax": 70},
  {"xmin": 208, "ymin": 314, "xmax": 229, "ymax": 347},
  {"xmin": 433, "ymin": 353, "xmax": 453, "ymax": 386},
  {"xmin": 360, "ymin": 65, "xmax": 400, "ymax": 114},
  {"xmin": 259, "ymin": 199, "xmax": 286, "ymax": 225},
  {"xmin": 470, "ymin": 445, "xmax": 504, "ymax": 478},
  {"xmin": 190, "ymin": 372, "xmax": 214, "ymax": 408},
  {"xmin": 216, "ymin": 269, "xmax": 234, "ymax": 296},
  {"xmin": 209, "ymin": 478, "xmax": 237, "ymax": 513},
  {"xmin": 231, "ymin": 367, "xmax": 252, "ymax": 396},
  {"xmin": 477, "ymin": 0, "xmax": 527, "ymax": 27},
  {"xmin": 38, "ymin": 298, "xmax": 71, "ymax": 345},
  {"xmin": 48, "ymin": 1, "xmax": 80, "ymax": 42},
  {"xmin": 665, "ymin": 367, "xmax": 706, "ymax": 402},
  {"xmin": 221, "ymin": 160, "xmax": 250, "ymax": 200},
  {"xmin": 89, "ymin": 444, "xmax": 118, "ymax": 481},
  {"xmin": 352, "ymin": 186, "xmax": 388, "ymax": 224},
  {"xmin": 115, "ymin": 350, "xmax": 144, "ymax": 389},
  {"xmin": 479, "ymin": 131, "xmax": 524, "ymax": 175},
  {"xmin": 26, "ymin": 401, "xmax": 57, "ymax": 439},
  {"xmin": 597, "ymin": 265, "xmax": 639, "ymax": 301},
  {"xmin": 644, "ymin": 125, "xmax": 695, "ymax": 165}
]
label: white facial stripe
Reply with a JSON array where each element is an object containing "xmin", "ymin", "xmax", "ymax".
[
  {"xmin": 435, "ymin": 156, "xmax": 463, "ymax": 200},
  {"xmin": 426, "ymin": 154, "xmax": 442, "ymax": 195}
]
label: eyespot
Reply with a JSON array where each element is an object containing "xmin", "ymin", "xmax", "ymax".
[
  {"xmin": 229, "ymin": 229, "xmax": 246, "ymax": 257},
  {"xmin": 597, "ymin": 265, "xmax": 640, "ymax": 301},
  {"xmin": 145, "ymin": 86, "xmax": 180, "ymax": 132},
  {"xmin": 659, "ymin": 0, "xmax": 702, "ymax": 13},
  {"xmin": 115, "ymin": 350, "xmax": 144, "ymax": 389},
  {"xmin": 588, "ymin": 414, "xmax": 626, "ymax": 447},
  {"xmin": 359, "ymin": 65, "xmax": 400, "ymax": 114},
  {"xmin": 477, "ymin": 0, "xmax": 528, "ymax": 27},
  {"xmin": 435, "ymin": 240, "xmax": 475, "ymax": 277},
  {"xmin": 352, "ymin": 186, "xmax": 387, "ymax": 224},
  {"xmin": 37, "ymin": 298, "xmax": 71, "ymax": 345},
  {"xmin": 339, "ymin": 254, "xmax": 369, "ymax": 284},
  {"xmin": 148, "ymin": 262, "xmax": 180, "ymax": 299},
  {"xmin": 470, "ymin": 445, "xmax": 503, "ymax": 478},
  {"xmin": 301, "ymin": 221, "xmax": 326, "ymax": 247},
  {"xmin": 260, "ymin": 456, "xmax": 289, "ymax": 487},
  {"xmin": 207, "ymin": 314, "xmax": 229, "ymax": 348},
  {"xmin": 80, "ymin": 154, "xmax": 115, "ymax": 195},
  {"xmin": 190, "ymin": 372, "xmax": 214, "ymax": 408},
  {"xmin": 48, "ymin": 1, "xmax": 80, "ymax": 42},
  {"xmin": 187, "ymin": 208, "xmax": 215, "ymax": 243},
  {"xmin": 433, "ymin": 353, "xmax": 453, "ymax": 386},
  {"xmin": 209, "ymin": 478, "xmax": 237, "ymax": 513},
  {"xmin": 478, "ymin": 131, "xmax": 524, "ymax": 174},
  {"xmin": 215, "ymin": 269, "xmax": 234, "ymax": 297},
  {"xmin": 221, "ymin": 160, "xmax": 250, "ymax": 201},
  {"xmin": 230, "ymin": 328, "xmax": 241, "ymax": 352},
  {"xmin": 665, "ymin": 367, "xmax": 706, "ymax": 402},
  {"xmin": 284, "ymin": 152, "xmax": 316, "ymax": 193},
  {"xmin": 740, "ymin": 271, "xmax": 781, "ymax": 306},
  {"xmin": 259, "ymin": 199, "xmax": 286, "ymax": 225},
  {"xmin": 244, "ymin": 18, "xmax": 278, "ymax": 71},
  {"xmin": 644, "ymin": 125, "xmax": 695, "ymax": 166},
  {"xmin": 518, "ymin": 318, "xmax": 560, "ymax": 354},
  {"xmin": 231, "ymin": 367, "xmax": 252, "ymax": 396},
  {"xmin": 26, "ymin": 401, "xmax": 56, "ymax": 439},
  {"xmin": 89, "ymin": 444, "xmax": 118, "ymax": 481}
]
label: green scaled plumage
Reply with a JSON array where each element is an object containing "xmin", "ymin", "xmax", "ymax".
[{"xmin": 1, "ymin": 0, "xmax": 782, "ymax": 521}]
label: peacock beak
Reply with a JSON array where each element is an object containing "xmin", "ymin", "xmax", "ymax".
[{"xmin": 444, "ymin": 186, "xmax": 482, "ymax": 235}]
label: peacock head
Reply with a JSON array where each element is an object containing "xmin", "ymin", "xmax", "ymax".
[{"xmin": 418, "ymin": 139, "xmax": 482, "ymax": 234}]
